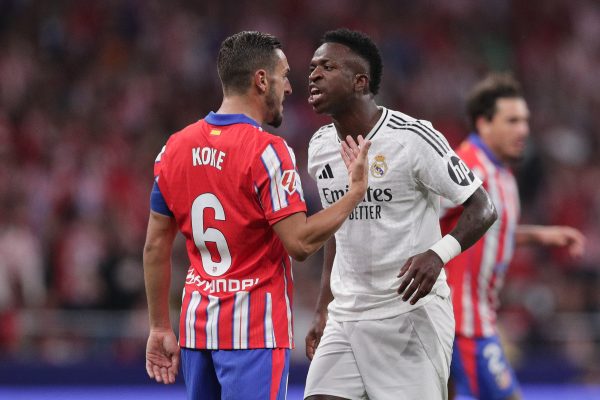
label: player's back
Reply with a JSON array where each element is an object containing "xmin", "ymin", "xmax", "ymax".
[{"xmin": 155, "ymin": 112, "xmax": 306, "ymax": 350}]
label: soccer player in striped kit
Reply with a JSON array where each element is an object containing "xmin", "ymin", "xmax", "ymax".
[
  {"xmin": 142, "ymin": 31, "xmax": 372, "ymax": 400},
  {"xmin": 442, "ymin": 73, "xmax": 586, "ymax": 400}
]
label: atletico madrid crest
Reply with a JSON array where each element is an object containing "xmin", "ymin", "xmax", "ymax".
[{"xmin": 370, "ymin": 155, "xmax": 388, "ymax": 178}]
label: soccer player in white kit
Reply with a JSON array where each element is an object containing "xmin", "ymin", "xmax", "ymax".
[{"xmin": 303, "ymin": 29, "xmax": 498, "ymax": 400}]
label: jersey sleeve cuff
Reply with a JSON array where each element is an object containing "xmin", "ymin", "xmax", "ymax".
[
  {"xmin": 265, "ymin": 202, "xmax": 307, "ymax": 226},
  {"xmin": 453, "ymin": 177, "xmax": 483, "ymax": 206},
  {"xmin": 150, "ymin": 181, "xmax": 174, "ymax": 217}
]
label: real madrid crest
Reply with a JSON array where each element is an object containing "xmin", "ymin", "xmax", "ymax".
[{"xmin": 370, "ymin": 154, "xmax": 388, "ymax": 178}]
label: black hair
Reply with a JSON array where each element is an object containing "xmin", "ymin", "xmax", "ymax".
[
  {"xmin": 467, "ymin": 72, "xmax": 523, "ymax": 131},
  {"xmin": 217, "ymin": 31, "xmax": 282, "ymax": 94},
  {"xmin": 321, "ymin": 28, "xmax": 383, "ymax": 95}
]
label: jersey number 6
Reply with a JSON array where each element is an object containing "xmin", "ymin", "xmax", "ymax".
[{"xmin": 191, "ymin": 193, "xmax": 232, "ymax": 276}]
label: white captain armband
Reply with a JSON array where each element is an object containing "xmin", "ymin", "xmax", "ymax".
[{"xmin": 429, "ymin": 234, "xmax": 461, "ymax": 264}]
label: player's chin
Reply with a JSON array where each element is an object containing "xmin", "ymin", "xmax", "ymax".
[
  {"xmin": 308, "ymin": 98, "xmax": 327, "ymax": 114},
  {"xmin": 512, "ymin": 141, "xmax": 526, "ymax": 155},
  {"xmin": 509, "ymin": 148, "xmax": 525, "ymax": 161},
  {"xmin": 267, "ymin": 114, "xmax": 283, "ymax": 128}
]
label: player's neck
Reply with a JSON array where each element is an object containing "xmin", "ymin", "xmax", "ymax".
[
  {"xmin": 332, "ymin": 100, "xmax": 381, "ymax": 141},
  {"xmin": 217, "ymin": 95, "xmax": 264, "ymax": 125}
]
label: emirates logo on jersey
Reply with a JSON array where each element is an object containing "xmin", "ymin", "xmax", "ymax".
[{"xmin": 280, "ymin": 170, "xmax": 298, "ymax": 195}]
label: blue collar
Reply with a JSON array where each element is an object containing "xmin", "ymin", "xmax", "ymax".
[
  {"xmin": 468, "ymin": 133, "xmax": 504, "ymax": 168},
  {"xmin": 204, "ymin": 112, "xmax": 260, "ymax": 127}
]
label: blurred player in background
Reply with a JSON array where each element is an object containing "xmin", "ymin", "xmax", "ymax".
[
  {"xmin": 303, "ymin": 29, "xmax": 497, "ymax": 400},
  {"xmin": 442, "ymin": 73, "xmax": 586, "ymax": 400},
  {"xmin": 142, "ymin": 30, "xmax": 371, "ymax": 400}
]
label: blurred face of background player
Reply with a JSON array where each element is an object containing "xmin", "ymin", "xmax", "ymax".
[
  {"xmin": 477, "ymin": 97, "xmax": 530, "ymax": 164},
  {"xmin": 308, "ymin": 42, "xmax": 369, "ymax": 116},
  {"xmin": 264, "ymin": 49, "xmax": 292, "ymax": 128}
]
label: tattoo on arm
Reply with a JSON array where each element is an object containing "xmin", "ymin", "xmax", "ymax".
[{"xmin": 449, "ymin": 187, "xmax": 497, "ymax": 251}]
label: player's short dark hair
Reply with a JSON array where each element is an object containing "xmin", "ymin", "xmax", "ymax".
[
  {"xmin": 466, "ymin": 72, "xmax": 524, "ymax": 132},
  {"xmin": 217, "ymin": 31, "xmax": 282, "ymax": 95},
  {"xmin": 321, "ymin": 29, "xmax": 383, "ymax": 95}
]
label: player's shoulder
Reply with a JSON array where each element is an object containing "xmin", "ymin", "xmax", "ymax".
[
  {"xmin": 456, "ymin": 139, "xmax": 477, "ymax": 157},
  {"xmin": 386, "ymin": 109, "xmax": 419, "ymax": 125},
  {"xmin": 384, "ymin": 109, "xmax": 436, "ymax": 137},
  {"xmin": 158, "ymin": 120, "xmax": 201, "ymax": 158},
  {"xmin": 384, "ymin": 109, "xmax": 450, "ymax": 155},
  {"xmin": 166, "ymin": 119, "xmax": 207, "ymax": 145},
  {"xmin": 456, "ymin": 139, "xmax": 488, "ymax": 174},
  {"xmin": 309, "ymin": 123, "xmax": 335, "ymax": 147},
  {"xmin": 308, "ymin": 124, "xmax": 336, "ymax": 163},
  {"xmin": 253, "ymin": 128, "xmax": 292, "ymax": 154}
]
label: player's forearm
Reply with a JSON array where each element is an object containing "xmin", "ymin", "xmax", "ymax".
[
  {"xmin": 143, "ymin": 245, "xmax": 173, "ymax": 330},
  {"xmin": 143, "ymin": 212, "xmax": 178, "ymax": 329},
  {"xmin": 297, "ymin": 190, "xmax": 362, "ymax": 260},
  {"xmin": 515, "ymin": 225, "xmax": 546, "ymax": 246},
  {"xmin": 449, "ymin": 187, "xmax": 497, "ymax": 251},
  {"xmin": 274, "ymin": 189, "xmax": 362, "ymax": 261}
]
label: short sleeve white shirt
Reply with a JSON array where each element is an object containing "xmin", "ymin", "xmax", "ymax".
[{"xmin": 308, "ymin": 107, "xmax": 482, "ymax": 321}]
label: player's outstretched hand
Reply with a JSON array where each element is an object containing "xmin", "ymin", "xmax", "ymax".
[
  {"xmin": 146, "ymin": 328, "xmax": 180, "ymax": 384},
  {"xmin": 340, "ymin": 135, "xmax": 371, "ymax": 196},
  {"xmin": 397, "ymin": 250, "xmax": 443, "ymax": 305},
  {"xmin": 305, "ymin": 311, "xmax": 327, "ymax": 360},
  {"xmin": 539, "ymin": 226, "xmax": 586, "ymax": 258}
]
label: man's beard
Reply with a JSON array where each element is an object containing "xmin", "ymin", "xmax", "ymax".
[{"xmin": 265, "ymin": 86, "xmax": 283, "ymax": 128}]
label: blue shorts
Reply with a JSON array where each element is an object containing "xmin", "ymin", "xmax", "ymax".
[
  {"xmin": 451, "ymin": 335, "xmax": 519, "ymax": 400},
  {"xmin": 181, "ymin": 347, "xmax": 289, "ymax": 400}
]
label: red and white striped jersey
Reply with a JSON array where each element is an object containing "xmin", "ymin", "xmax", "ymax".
[
  {"xmin": 441, "ymin": 134, "xmax": 520, "ymax": 338},
  {"xmin": 154, "ymin": 112, "xmax": 306, "ymax": 350}
]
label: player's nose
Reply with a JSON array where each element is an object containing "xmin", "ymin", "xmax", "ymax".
[{"xmin": 309, "ymin": 67, "xmax": 321, "ymax": 82}]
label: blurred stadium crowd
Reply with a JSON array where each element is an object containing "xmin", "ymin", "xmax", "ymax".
[{"xmin": 1, "ymin": 0, "xmax": 600, "ymax": 384}]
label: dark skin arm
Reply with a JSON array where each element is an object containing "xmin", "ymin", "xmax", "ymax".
[
  {"xmin": 397, "ymin": 186, "xmax": 497, "ymax": 304},
  {"xmin": 305, "ymin": 237, "xmax": 335, "ymax": 360}
]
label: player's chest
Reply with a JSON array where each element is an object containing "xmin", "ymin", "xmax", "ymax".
[{"xmin": 314, "ymin": 142, "xmax": 414, "ymax": 205}]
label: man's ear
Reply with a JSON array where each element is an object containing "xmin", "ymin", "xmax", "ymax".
[
  {"xmin": 254, "ymin": 70, "xmax": 268, "ymax": 93},
  {"xmin": 354, "ymin": 73, "xmax": 369, "ymax": 94},
  {"xmin": 476, "ymin": 115, "xmax": 491, "ymax": 137}
]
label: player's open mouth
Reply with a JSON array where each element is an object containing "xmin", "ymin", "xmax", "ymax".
[{"xmin": 308, "ymin": 87, "xmax": 323, "ymax": 105}]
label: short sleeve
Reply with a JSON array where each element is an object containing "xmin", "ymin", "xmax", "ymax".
[
  {"xmin": 409, "ymin": 122, "xmax": 482, "ymax": 205},
  {"xmin": 153, "ymin": 145, "xmax": 166, "ymax": 178},
  {"xmin": 150, "ymin": 180, "xmax": 174, "ymax": 216},
  {"xmin": 252, "ymin": 138, "xmax": 307, "ymax": 225},
  {"xmin": 152, "ymin": 143, "xmax": 173, "ymax": 212}
]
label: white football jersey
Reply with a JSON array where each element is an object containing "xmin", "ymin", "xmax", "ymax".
[{"xmin": 308, "ymin": 107, "xmax": 482, "ymax": 321}]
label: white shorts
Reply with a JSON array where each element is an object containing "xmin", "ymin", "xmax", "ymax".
[{"xmin": 304, "ymin": 294, "xmax": 455, "ymax": 400}]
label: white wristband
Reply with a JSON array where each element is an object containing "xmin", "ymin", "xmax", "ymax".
[{"xmin": 429, "ymin": 234, "xmax": 462, "ymax": 264}]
